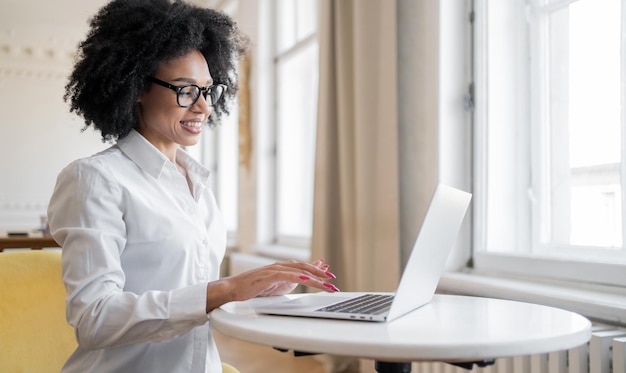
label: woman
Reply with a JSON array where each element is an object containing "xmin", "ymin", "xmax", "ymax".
[{"xmin": 47, "ymin": 1, "xmax": 339, "ymax": 372}]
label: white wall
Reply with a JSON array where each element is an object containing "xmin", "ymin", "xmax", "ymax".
[{"xmin": 0, "ymin": 0, "xmax": 109, "ymax": 229}]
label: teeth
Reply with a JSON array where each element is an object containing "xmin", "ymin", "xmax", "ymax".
[{"xmin": 181, "ymin": 121, "xmax": 203, "ymax": 128}]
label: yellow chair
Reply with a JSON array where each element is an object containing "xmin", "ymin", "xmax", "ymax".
[
  {"xmin": 0, "ymin": 250, "xmax": 239, "ymax": 373},
  {"xmin": 0, "ymin": 250, "xmax": 76, "ymax": 372},
  {"xmin": 222, "ymin": 362, "xmax": 240, "ymax": 373}
]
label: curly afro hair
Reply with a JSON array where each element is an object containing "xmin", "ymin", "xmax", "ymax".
[{"xmin": 65, "ymin": 0, "xmax": 248, "ymax": 142}]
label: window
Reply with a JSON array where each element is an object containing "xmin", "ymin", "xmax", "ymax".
[
  {"xmin": 474, "ymin": 0, "xmax": 626, "ymax": 286},
  {"xmin": 186, "ymin": 111, "xmax": 239, "ymax": 239},
  {"xmin": 187, "ymin": 0, "xmax": 318, "ymax": 253},
  {"xmin": 272, "ymin": 0, "xmax": 319, "ymax": 245}
]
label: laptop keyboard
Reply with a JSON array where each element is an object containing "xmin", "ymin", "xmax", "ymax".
[{"xmin": 315, "ymin": 294, "xmax": 394, "ymax": 315}]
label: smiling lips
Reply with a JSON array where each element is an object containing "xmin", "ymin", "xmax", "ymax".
[
  {"xmin": 180, "ymin": 120, "xmax": 204, "ymax": 134},
  {"xmin": 181, "ymin": 120, "xmax": 204, "ymax": 128}
]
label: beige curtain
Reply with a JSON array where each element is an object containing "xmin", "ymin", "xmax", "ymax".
[{"xmin": 311, "ymin": 0, "xmax": 400, "ymax": 292}]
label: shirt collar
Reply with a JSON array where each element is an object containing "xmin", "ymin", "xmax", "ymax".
[
  {"xmin": 117, "ymin": 129, "xmax": 211, "ymax": 188},
  {"xmin": 176, "ymin": 147, "xmax": 212, "ymax": 192}
]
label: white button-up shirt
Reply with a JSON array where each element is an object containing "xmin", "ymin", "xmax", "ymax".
[{"xmin": 48, "ymin": 129, "xmax": 226, "ymax": 373}]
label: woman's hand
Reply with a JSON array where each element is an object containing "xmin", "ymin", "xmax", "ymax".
[{"xmin": 205, "ymin": 258, "xmax": 339, "ymax": 313}]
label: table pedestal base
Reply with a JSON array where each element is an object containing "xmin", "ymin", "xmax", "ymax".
[
  {"xmin": 374, "ymin": 359, "xmax": 496, "ymax": 372},
  {"xmin": 374, "ymin": 361, "xmax": 411, "ymax": 373}
]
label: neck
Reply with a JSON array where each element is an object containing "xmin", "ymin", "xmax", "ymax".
[{"xmin": 135, "ymin": 127, "xmax": 178, "ymax": 162}]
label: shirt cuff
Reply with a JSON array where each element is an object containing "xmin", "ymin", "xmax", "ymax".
[{"xmin": 170, "ymin": 282, "xmax": 209, "ymax": 321}]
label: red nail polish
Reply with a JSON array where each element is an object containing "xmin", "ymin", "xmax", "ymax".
[
  {"xmin": 299, "ymin": 275, "xmax": 311, "ymax": 280},
  {"xmin": 323, "ymin": 282, "xmax": 340, "ymax": 292},
  {"xmin": 325, "ymin": 271, "xmax": 336, "ymax": 279},
  {"xmin": 321, "ymin": 264, "xmax": 330, "ymax": 270}
]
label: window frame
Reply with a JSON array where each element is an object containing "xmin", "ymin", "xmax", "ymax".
[
  {"xmin": 267, "ymin": 0, "xmax": 319, "ymax": 248},
  {"xmin": 472, "ymin": 0, "xmax": 626, "ymax": 288}
]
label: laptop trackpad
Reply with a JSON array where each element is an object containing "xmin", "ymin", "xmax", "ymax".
[{"xmin": 263, "ymin": 294, "xmax": 354, "ymax": 310}]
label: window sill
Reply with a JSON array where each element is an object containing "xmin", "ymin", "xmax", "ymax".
[
  {"xmin": 252, "ymin": 244, "xmax": 311, "ymax": 262},
  {"xmin": 224, "ymin": 247, "xmax": 626, "ymax": 326},
  {"xmin": 438, "ymin": 270, "xmax": 626, "ymax": 327}
]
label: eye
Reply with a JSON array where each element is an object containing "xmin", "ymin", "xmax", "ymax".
[{"xmin": 179, "ymin": 86, "xmax": 196, "ymax": 97}]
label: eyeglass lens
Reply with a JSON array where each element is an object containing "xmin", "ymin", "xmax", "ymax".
[{"xmin": 177, "ymin": 85, "xmax": 225, "ymax": 107}]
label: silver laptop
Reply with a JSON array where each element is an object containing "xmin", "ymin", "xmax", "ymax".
[{"xmin": 255, "ymin": 184, "xmax": 471, "ymax": 322}]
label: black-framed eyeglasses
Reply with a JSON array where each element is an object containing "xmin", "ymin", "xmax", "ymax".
[{"xmin": 147, "ymin": 76, "xmax": 227, "ymax": 108}]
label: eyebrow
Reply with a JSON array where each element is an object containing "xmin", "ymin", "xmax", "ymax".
[{"xmin": 171, "ymin": 77, "xmax": 214, "ymax": 86}]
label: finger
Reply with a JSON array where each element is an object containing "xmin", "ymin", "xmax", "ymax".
[
  {"xmin": 310, "ymin": 258, "xmax": 331, "ymax": 272},
  {"xmin": 296, "ymin": 274, "xmax": 340, "ymax": 293},
  {"xmin": 301, "ymin": 261, "xmax": 337, "ymax": 279},
  {"xmin": 273, "ymin": 260, "xmax": 333, "ymax": 278},
  {"xmin": 269, "ymin": 261, "xmax": 338, "ymax": 284},
  {"xmin": 322, "ymin": 282, "xmax": 341, "ymax": 292}
]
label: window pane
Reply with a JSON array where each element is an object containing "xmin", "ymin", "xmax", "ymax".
[
  {"xmin": 276, "ymin": 42, "xmax": 318, "ymax": 238},
  {"xmin": 542, "ymin": 0, "xmax": 622, "ymax": 249},
  {"xmin": 215, "ymin": 113, "xmax": 239, "ymax": 233},
  {"xmin": 477, "ymin": 0, "xmax": 626, "ymax": 272},
  {"xmin": 276, "ymin": 0, "xmax": 296, "ymax": 53},
  {"xmin": 277, "ymin": 0, "xmax": 316, "ymax": 54},
  {"xmin": 568, "ymin": 0, "xmax": 621, "ymax": 168},
  {"xmin": 296, "ymin": 0, "xmax": 317, "ymax": 41}
]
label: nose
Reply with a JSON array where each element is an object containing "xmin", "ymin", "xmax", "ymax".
[{"xmin": 191, "ymin": 93, "xmax": 212, "ymax": 116}]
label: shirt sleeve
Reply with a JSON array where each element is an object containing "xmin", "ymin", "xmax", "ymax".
[{"xmin": 48, "ymin": 160, "xmax": 210, "ymax": 350}]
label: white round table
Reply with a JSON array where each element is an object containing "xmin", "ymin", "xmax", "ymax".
[{"xmin": 211, "ymin": 294, "xmax": 591, "ymax": 372}]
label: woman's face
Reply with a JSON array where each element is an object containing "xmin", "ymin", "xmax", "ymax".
[{"xmin": 137, "ymin": 49, "xmax": 213, "ymax": 160}]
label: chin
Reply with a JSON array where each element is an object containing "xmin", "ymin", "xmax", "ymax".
[{"xmin": 180, "ymin": 138, "xmax": 201, "ymax": 148}]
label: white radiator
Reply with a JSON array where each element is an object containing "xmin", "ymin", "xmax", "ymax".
[{"xmin": 412, "ymin": 325, "xmax": 626, "ymax": 373}]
